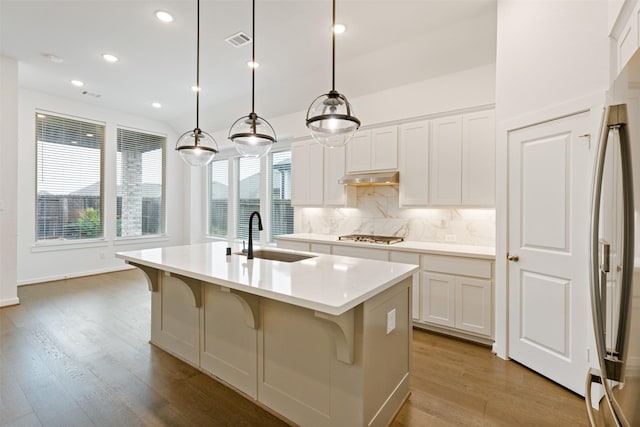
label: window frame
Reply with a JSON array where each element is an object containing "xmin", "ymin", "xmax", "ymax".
[{"xmin": 34, "ymin": 110, "xmax": 106, "ymax": 246}]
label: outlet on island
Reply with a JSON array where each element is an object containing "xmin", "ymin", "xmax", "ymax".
[{"xmin": 386, "ymin": 308, "xmax": 396, "ymax": 334}]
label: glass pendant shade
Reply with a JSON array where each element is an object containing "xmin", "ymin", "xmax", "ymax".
[
  {"xmin": 306, "ymin": 90, "xmax": 360, "ymax": 148},
  {"xmin": 229, "ymin": 113, "xmax": 276, "ymax": 158},
  {"xmin": 176, "ymin": 128, "xmax": 218, "ymax": 167}
]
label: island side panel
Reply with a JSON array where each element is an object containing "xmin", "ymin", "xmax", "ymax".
[
  {"xmin": 200, "ymin": 285, "xmax": 258, "ymax": 399},
  {"xmin": 362, "ymin": 276, "xmax": 412, "ymax": 427},
  {"xmin": 151, "ymin": 273, "xmax": 200, "ymax": 367}
]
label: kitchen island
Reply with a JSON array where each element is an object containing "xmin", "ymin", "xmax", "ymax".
[{"xmin": 116, "ymin": 242, "xmax": 418, "ymax": 427}]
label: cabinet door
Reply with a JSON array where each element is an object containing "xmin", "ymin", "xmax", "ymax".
[
  {"xmin": 420, "ymin": 272, "xmax": 455, "ymax": 327},
  {"xmin": 324, "ymin": 145, "xmax": 346, "ymax": 206},
  {"xmin": 310, "ymin": 243, "xmax": 332, "ymax": 254},
  {"xmin": 371, "ymin": 126, "xmax": 398, "ymax": 171},
  {"xmin": 307, "ymin": 142, "xmax": 324, "ymax": 205},
  {"xmin": 430, "ymin": 116, "xmax": 462, "ymax": 205},
  {"xmin": 398, "ymin": 121, "xmax": 429, "ymax": 206},
  {"xmin": 462, "ymin": 111, "xmax": 495, "ymax": 206},
  {"xmin": 455, "ymin": 277, "xmax": 492, "ymax": 337},
  {"xmin": 291, "ymin": 141, "xmax": 308, "ymax": 206},
  {"xmin": 346, "ymin": 131, "xmax": 372, "ymax": 173}
]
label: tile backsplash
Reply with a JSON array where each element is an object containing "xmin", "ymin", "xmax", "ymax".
[{"xmin": 295, "ymin": 186, "xmax": 495, "ymax": 247}]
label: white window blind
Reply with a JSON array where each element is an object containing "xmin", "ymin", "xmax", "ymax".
[
  {"xmin": 236, "ymin": 157, "xmax": 261, "ymax": 241},
  {"xmin": 208, "ymin": 159, "xmax": 228, "ymax": 237},
  {"xmin": 270, "ymin": 151, "xmax": 293, "ymax": 241},
  {"xmin": 116, "ymin": 128, "xmax": 165, "ymax": 237},
  {"xmin": 36, "ymin": 113, "xmax": 105, "ymax": 241}
]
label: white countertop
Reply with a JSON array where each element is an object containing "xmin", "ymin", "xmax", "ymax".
[
  {"xmin": 117, "ymin": 242, "xmax": 418, "ymax": 316},
  {"xmin": 276, "ymin": 233, "xmax": 496, "ymax": 259}
]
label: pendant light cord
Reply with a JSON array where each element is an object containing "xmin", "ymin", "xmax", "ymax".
[
  {"xmin": 251, "ymin": 0, "xmax": 256, "ymax": 133},
  {"xmin": 196, "ymin": 0, "xmax": 201, "ymax": 131},
  {"xmin": 331, "ymin": 0, "xmax": 336, "ymax": 92}
]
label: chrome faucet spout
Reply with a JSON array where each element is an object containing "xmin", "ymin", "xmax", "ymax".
[{"xmin": 247, "ymin": 211, "xmax": 263, "ymax": 260}]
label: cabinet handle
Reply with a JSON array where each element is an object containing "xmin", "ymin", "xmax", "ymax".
[{"xmin": 507, "ymin": 254, "xmax": 519, "ymax": 262}]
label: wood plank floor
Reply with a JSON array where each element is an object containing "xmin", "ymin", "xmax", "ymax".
[{"xmin": 0, "ymin": 270, "xmax": 589, "ymax": 426}]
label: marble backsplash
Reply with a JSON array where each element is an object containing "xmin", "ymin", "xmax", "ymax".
[{"xmin": 295, "ymin": 186, "xmax": 495, "ymax": 247}]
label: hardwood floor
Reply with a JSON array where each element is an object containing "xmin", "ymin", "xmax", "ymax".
[{"xmin": 0, "ymin": 270, "xmax": 588, "ymax": 426}]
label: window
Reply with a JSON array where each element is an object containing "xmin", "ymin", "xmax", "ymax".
[
  {"xmin": 116, "ymin": 128, "xmax": 165, "ymax": 237},
  {"xmin": 208, "ymin": 159, "xmax": 228, "ymax": 237},
  {"xmin": 270, "ymin": 151, "xmax": 293, "ymax": 240},
  {"xmin": 36, "ymin": 113, "xmax": 105, "ymax": 241},
  {"xmin": 236, "ymin": 157, "xmax": 261, "ymax": 241}
]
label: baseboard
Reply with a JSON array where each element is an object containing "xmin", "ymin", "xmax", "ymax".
[
  {"xmin": 0, "ymin": 297, "xmax": 20, "ymax": 307},
  {"xmin": 412, "ymin": 321, "xmax": 494, "ymax": 347},
  {"xmin": 18, "ymin": 264, "xmax": 135, "ymax": 286}
]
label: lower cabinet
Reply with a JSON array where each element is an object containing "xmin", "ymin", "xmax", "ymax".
[{"xmin": 420, "ymin": 254, "xmax": 493, "ymax": 340}]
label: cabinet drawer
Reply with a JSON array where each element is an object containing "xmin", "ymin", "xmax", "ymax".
[
  {"xmin": 332, "ymin": 245, "xmax": 389, "ymax": 261},
  {"xmin": 421, "ymin": 254, "xmax": 492, "ymax": 279},
  {"xmin": 277, "ymin": 240, "xmax": 310, "ymax": 252},
  {"xmin": 390, "ymin": 251, "xmax": 420, "ymax": 265},
  {"xmin": 310, "ymin": 243, "xmax": 332, "ymax": 254}
]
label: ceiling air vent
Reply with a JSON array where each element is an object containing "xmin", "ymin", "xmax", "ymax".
[{"xmin": 225, "ymin": 31, "xmax": 252, "ymax": 48}]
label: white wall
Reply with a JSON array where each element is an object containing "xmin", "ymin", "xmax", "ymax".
[
  {"xmin": 0, "ymin": 55, "xmax": 19, "ymax": 306},
  {"xmin": 494, "ymin": 0, "xmax": 609, "ymax": 358},
  {"xmin": 17, "ymin": 89, "xmax": 187, "ymax": 285}
]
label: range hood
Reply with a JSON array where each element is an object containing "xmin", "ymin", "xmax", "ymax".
[{"xmin": 338, "ymin": 171, "xmax": 399, "ymax": 186}]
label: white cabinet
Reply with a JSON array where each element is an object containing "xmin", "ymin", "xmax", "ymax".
[
  {"xmin": 277, "ymin": 240, "xmax": 310, "ymax": 252},
  {"xmin": 430, "ymin": 111, "xmax": 495, "ymax": 206},
  {"xmin": 419, "ymin": 254, "xmax": 493, "ymax": 338},
  {"xmin": 291, "ymin": 140, "xmax": 324, "ymax": 206},
  {"xmin": 462, "ymin": 110, "xmax": 495, "ymax": 206},
  {"xmin": 324, "ymin": 145, "xmax": 347, "ymax": 206},
  {"xmin": 310, "ymin": 243, "xmax": 332, "ymax": 254},
  {"xmin": 398, "ymin": 121, "xmax": 430, "ymax": 207},
  {"xmin": 390, "ymin": 251, "xmax": 421, "ymax": 320},
  {"xmin": 331, "ymin": 245, "xmax": 389, "ymax": 261},
  {"xmin": 346, "ymin": 126, "xmax": 398, "ymax": 173}
]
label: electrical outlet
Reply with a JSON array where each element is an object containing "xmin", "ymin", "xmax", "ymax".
[
  {"xmin": 445, "ymin": 234, "xmax": 456, "ymax": 243},
  {"xmin": 386, "ymin": 309, "xmax": 396, "ymax": 334}
]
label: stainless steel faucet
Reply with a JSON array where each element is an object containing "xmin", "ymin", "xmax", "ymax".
[{"xmin": 247, "ymin": 211, "xmax": 263, "ymax": 260}]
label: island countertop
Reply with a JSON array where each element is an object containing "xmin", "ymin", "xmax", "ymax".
[{"xmin": 116, "ymin": 242, "xmax": 418, "ymax": 316}]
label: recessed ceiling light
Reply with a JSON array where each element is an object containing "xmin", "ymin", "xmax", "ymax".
[
  {"xmin": 43, "ymin": 53, "xmax": 64, "ymax": 63},
  {"xmin": 333, "ymin": 24, "xmax": 346, "ymax": 34},
  {"xmin": 191, "ymin": 85, "xmax": 201, "ymax": 92},
  {"xmin": 151, "ymin": 102, "xmax": 162, "ymax": 109},
  {"xmin": 70, "ymin": 79, "xmax": 84, "ymax": 87},
  {"xmin": 247, "ymin": 61, "xmax": 259, "ymax": 69},
  {"xmin": 102, "ymin": 53, "xmax": 119, "ymax": 63},
  {"xmin": 155, "ymin": 10, "xmax": 174, "ymax": 23}
]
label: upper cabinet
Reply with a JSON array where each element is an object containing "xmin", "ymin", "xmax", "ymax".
[
  {"xmin": 398, "ymin": 121, "xmax": 430, "ymax": 207},
  {"xmin": 324, "ymin": 145, "xmax": 348, "ymax": 206},
  {"xmin": 430, "ymin": 110, "xmax": 495, "ymax": 207},
  {"xmin": 346, "ymin": 126, "xmax": 398, "ymax": 173},
  {"xmin": 291, "ymin": 140, "xmax": 324, "ymax": 206}
]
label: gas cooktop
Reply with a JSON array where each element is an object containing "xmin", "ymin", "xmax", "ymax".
[{"xmin": 338, "ymin": 234, "xmax": 404, "ymax": 245}]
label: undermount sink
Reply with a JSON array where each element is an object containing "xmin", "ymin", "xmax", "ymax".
[{"xmin": 234, "ymin": 249, "xmax": 316, "ymax": 263}]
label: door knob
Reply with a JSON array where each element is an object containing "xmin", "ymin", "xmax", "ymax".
[{"xmin": 507, "ymin": 254, "xmax": 519, "ymax": 262}]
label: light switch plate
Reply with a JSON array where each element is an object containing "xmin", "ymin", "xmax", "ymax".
[{"xmin": 386, "ymin": 308, "xmax": 396, "ymax": 334}]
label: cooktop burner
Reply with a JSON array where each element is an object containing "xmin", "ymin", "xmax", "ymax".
[{"xmin": 338, "ymin": 234, "xmax": 404, "ymax": 245}]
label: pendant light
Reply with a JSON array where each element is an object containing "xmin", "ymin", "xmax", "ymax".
[
  {"xmin": 175, "ymin": 0, "xmax": 219, "ymax": 167},
  {"xmin": 305, "ymin": 0, "xmax": 360, "ymax": 148},
  {"xmin": 229, "ymin": 0, "xmax": 276, "ymax": 158}
]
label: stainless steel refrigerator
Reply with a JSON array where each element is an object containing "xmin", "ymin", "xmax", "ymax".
[{"xmin": 586, "ymin": 61, "xmax": 640, "ymax": 425}]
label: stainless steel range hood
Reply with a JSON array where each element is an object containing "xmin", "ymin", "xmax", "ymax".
[{"xmin": 338, "ymin": 171, "xmax": 399, "ymax": 186}]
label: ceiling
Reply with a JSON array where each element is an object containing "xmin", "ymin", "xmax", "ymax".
[{"xmin": 0, "ymin": 0, "xmax": 497, "ymax": 146}]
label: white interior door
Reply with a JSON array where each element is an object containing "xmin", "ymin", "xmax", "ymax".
[{"xmin": 508, "ymin": 110, "xmax": 594, "ymax": 395}]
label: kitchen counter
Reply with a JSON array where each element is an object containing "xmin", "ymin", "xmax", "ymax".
[
  {"xmin": 276, "ymin": 233, "xmax": 496, "ymax": 259},
  {"xmin": 116, "ymin": 242, "xmax": 415, "ymax": 426},
  {"xmin": 116, "ymin": 242, "xmax": 417, "ymax": 316}
]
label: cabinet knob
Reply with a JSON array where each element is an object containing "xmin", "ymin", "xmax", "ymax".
[{"xmin": 507, "ymin": 254, "xmax": 519, "ymax": 262}]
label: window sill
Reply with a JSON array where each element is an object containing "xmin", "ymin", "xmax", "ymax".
[
  {"xmin": 114, "ymin": 235, "xmax": 170, "ymax": 246},
  {"xmin": 32, "ymin": 238, "xmax": 110, "ymax": 253}
]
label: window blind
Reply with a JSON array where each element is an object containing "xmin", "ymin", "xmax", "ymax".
[
  {"xmin": 270, "ymin": 151, "xmax": 293, "ymax": 241},
  {"xmin": 208, "ymin": 159, "xmax": 229, "ymax": 237},
  {"xmin": 36, "ymin": 113, "xmax": 105, "ymax": 241},
  {"xmin": 236, "ymin": 157, "xmax": 261, "ymax": 241},
  {"xmin": 116, "ymin": 128, "xmax": 165, "ymax": 237}
]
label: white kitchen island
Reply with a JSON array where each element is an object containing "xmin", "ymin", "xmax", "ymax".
[{"xmin": 116, "ymin": 242, "xmax": 418, "ymax": 427}]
